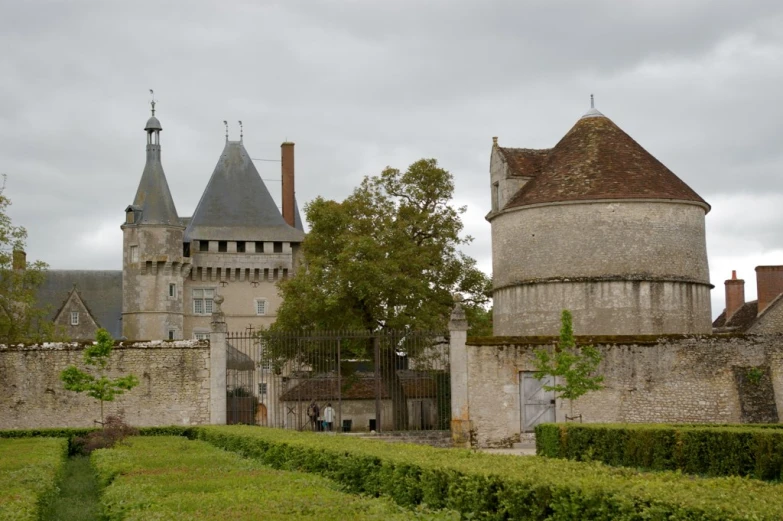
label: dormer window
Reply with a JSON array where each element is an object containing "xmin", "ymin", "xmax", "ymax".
[{"xmin": 70, "ymin": 312, "xmax": 79, "ymax": 326}]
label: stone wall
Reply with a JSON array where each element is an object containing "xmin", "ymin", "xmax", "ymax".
[
  {"xmin": 490, "ymin": 200, "xmax": 712, "ymax": 336},
  {"xmin": 460, "ymin": 334, "xmax": 783, "ymax": 447},
  {"xmin": 0, "ymin": 340, "xmax": 210, "ymax": 429}
]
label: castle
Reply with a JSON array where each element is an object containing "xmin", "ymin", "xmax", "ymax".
[
  {"xmin": 488, "ymin": 102, "xmax": 713, "ymax": 336},
  {"xmin": 38, "ymin": 104, "xmax": 303, "ymax": 340}
]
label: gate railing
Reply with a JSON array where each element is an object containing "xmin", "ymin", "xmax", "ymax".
[{"xmin": 226, "ymin": 330, "xmax": 450, "ymax": 432}]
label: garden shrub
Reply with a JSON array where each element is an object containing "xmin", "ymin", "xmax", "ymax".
[
  {"xmin": 92, "ymin": 436, "xmax": 457, "ymax": 520},
  {"xmin": 195, "ymin": 425, "xmax": 783, "ymax": 520},
  {"xmin": 535, "ymin": 423, "xmax": 783, "ymax": 480}
]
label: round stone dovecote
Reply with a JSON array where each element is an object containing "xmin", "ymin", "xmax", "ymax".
[{"xmin": 488, "ymin": 108, "xmax": 712, "ymax": 336}]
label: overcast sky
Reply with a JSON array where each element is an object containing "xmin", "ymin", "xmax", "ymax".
[{"xmin": 2, "ymin": 0, "xmax": 783, "ymax": 319}]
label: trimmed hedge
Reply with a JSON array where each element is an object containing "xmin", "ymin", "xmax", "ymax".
[
  {"xmin": 535, "ymin": 423, "xmax": 783, "ymax": 480},
  {"xmin": 92, "ymin": 436, "xmax": 456, "ymax": 520},
  {"xmin": 0, "ymin": 425, "xmax": 196, "ymax": 454},
  {"xmin": 0, "ymin": 438, "xmax": 68, "ymax": 521},
  {"xmin": 196, "ymin": 425, "xmax": 783, "ymax": 520}
]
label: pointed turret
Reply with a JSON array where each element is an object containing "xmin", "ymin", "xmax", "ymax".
[
  {"xmin": 128, "ymin": 100, "xmax": 180, "ymax": 225},
  {"xmin": 121, "ymin": 97, "xmax": 187, "ymax": 341},
  {"xmin": 185, "ymin": 140, "xmax": 304, "ymax": 242}
]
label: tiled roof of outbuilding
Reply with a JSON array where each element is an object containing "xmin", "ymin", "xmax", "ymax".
[
  {"xmin": 712, "ymin": 300, "xmax": 759, "ymax": 331},
  {"xmin": 497, "ymin": 147, "xmax": 550, "ymax": 178},
  {"xmin": 35, "ymin": 270, "xmax": 123, "ymax": 338},
  {"xmin": 505, "ymin": 113, "xmax": 709, "ymax": 210}
]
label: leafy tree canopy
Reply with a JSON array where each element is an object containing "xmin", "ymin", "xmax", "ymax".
[
  {"xmin": 274, "ymin": 159, "xmax": 491, "ymax": 333},
  {"xmin": 0, "ymin": 179, "xmax": 54, "ymax": 344},
  {"xmin": 61, "ymin": 328, "xmax": 139, "ymax": 426},
  {"xmin": 533, "ymin": 310, "xmax": 604, "ymax": 410}
]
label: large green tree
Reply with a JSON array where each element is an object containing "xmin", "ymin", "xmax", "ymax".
[
  {"xmin": 271, "ymin": 159, "xmax": 491, "ymax": 429},
  {"xmin": 0, "ymin": 180, "xmax": 53, "ymax": 344},
  {"xmin": 274, "ymin": 158, "xmax": 490, "ymax": 333}
]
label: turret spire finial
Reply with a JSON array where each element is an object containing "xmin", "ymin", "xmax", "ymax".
[
  {"xmin": 149, "ymin": 89, "xmax": 156, "ymax": 116},
  {"xmin": 590, "ymin": 93, "xmax": 594, "ymax": 109},
  {"xmin": 239, "ymin": 120, "xmax": 243, "ymax": 142},
  {"xmin": 223, "ymin": 120, "xmax": 228, "ymax": 142}
]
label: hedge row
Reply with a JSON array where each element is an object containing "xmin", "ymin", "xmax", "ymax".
[
  {"xmin": 195, "ymin": 425, "xmax": 783, "ymax": 520},
  {"xmin": 0, "ymin": 426, "xmax": 195, "ymax": 454},
  {"xmin": 0, "ymin": 438, "xmax": 67, "ymax": 521},
  {"xmin": 535, "ymin": 423, "xmax": 783, "ymax": 480},
  {"xmin": 92, "ymin": 436, "xmax": 456, "ymax": 520}
]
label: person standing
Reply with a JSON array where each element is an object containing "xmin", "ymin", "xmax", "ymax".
[
  {"xmin": 307, "ymin": 401, "xmax": 320, "ymax": 432},
  {"xmin": 322, "ymin": 403, "xmax": 335, "ymax": 432}
]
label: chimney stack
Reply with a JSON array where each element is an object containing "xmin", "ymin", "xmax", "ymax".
[
  {"xmin": 12, "ymin": 250, "xmax": 26, "ymax": 270},
  {"xmin": 281, "ymin": 142, "xmax": 295, "ymax": 228},
  {"xmin": 724, "ymin": 270, "xmax": 745, "ymax": 321},
  {"xmin": 755, "ymin": 265, "xmax": 783, "ymax": 314}
]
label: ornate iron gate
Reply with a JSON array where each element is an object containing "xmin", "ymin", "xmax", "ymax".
[
  {"xmin": 520, "ymin": 371, "xmax": 555, "ymax": 432},
  {"xmin": 226, "ymin": 330, "xmax": 450, "ymax": 432}
]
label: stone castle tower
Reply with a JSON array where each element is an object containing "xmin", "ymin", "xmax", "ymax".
[
  {"xmin": 488, "ymin": 103, "xmax": 712, "ymax": 336},
  {"xmin": 122, "ymin": 103, "xmax": 189, "ymax": 340},
  {"xmin": 122, "ymin": 104, "xmax": 303, "ymax": 340}
]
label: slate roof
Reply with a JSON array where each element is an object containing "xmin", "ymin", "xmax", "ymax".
[
  {"xmin": 279, "ymin": 372, "xmax": 437, "ymax": 402},
  {"xmin": 35, "ymin": 270, "xmax": 123, "ymax": 338},
  {"xmin": 712, "ymin": 300, "xmax": 759, "ymax": 331},
  {"xmin": 504, "ymin": 112, "xmax": 709, "ymax": 210},
  {"xmin": 131, "ymin": 144, "xmax": 181, "ymax": 225},
  {"xmin": 185, "ymin": 141, "xmax": 305, "ymax": 242}
]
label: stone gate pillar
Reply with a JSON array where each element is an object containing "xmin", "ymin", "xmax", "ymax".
[
  {"xmin": 209, "ymin": 295, "xmax": 227, "ymax": 425},
  {"xmin": 449, "ymin": 299, "xmax": 471, "ymax": 447}
]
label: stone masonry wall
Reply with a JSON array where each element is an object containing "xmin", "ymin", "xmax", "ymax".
[
  {"xmin": 0, "ymin": 340, "xmax": 210, "ymax": 429},
  {"xmin": 464, "ymin": 334, "xmax": 783, "ymax": 447}
]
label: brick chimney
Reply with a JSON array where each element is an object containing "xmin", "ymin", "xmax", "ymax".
[
  {"xmin": 281, "ymin": 142, "xmax": 295, "ymax": 228},
  {"xmin": 755, "ymin": 265, "xmax": 783, "ymax": 314},
  {"xmin": 12, "ymin": 250, "xmax": 26, "ymax": 270},
  {"xmin": 724, "ymin": 270, "xmax": 745, "ymax": 321}
]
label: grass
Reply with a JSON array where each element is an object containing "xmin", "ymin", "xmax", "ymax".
[
  {"xmin": 40, "ymin": 456, "xmax": 103, "ymax": 521},
  {"xmin": 93, "ymin": 436, "xmax": 457, "ymax": 520},
  {"xmin": 0, "ymin": 438, "xmax": 67, "ymax": 521}
]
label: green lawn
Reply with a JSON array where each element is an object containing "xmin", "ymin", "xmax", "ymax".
[
  {"xmin": 93, "ymin": 436, "xmax": 456, "ymax": 520},
  {"xmin": 0, "ymin": 438, "xmax": 67, "ymax": 521},
  {"xmin": 40, "ymin": 456, "xmax": 103, "ymax": 521}
]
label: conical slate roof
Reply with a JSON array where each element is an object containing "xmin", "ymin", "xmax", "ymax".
[
  {"xmin": 185, "ymin": 141, "xmax": 305, "ymax": 242},
  {"xmin": 132, "ymin": 145, "xmax": 181, "ymax": 225},
  {"xmin": 505, "ymin": 112, "xmax": 709, "ymax": 211}
]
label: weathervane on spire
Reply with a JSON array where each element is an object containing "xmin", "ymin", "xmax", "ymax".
[
  {"xmin": 223, "ymin": 120, "xmax": 228, "ymax": 142},
  {"xmin": 149, "ymin": 89, "xmax": 156, "ymax": 116},
  {"xmin": 590, "ymin": 94, "xmax": 595, "ymax": 109},
  {"xmin": 239, "ymin": 120, "xmax": 243, "ymax": 142}
]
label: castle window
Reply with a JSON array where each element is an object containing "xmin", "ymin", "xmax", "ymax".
[
  {"xmin": 130, "ymin": 245, "xmax": 139, "ymax": 263},
  {"xmin": 255, "ymin": 241, "xmax": 264, "ymax": 253},
  {"xmin": 199, "ymin": 241, "xmax": 209, "ymax": 252},
  {"xmin": 218, "ymin": 241, "xmax": 227, "ymax": 252},
  {"xmin": 236, "ymin": 241, "xmax": 246, "ymax": 253},
  {"xmin": 168, "ymin": 330, "xmax": 175, "ymax": 340},
  {"xmin": 194, "ymin": 331, "xmax": 209, "ymax": 340},
  {"xmin": 193, "ymin": 288, "xmax": 215, "ymax": 315},
  {"xmin": 258, "ymin": 383, "xmax": 268, "ymax": 395},
  {"xmin": 183, "ymin": 243, "xmax": 191, "ymax": 258},
  {"xmin": 273, "ymin": 242, "xmax": 283, "ymax": 253},
  {"xmin": 492, "ymin": 182, "xmax": 499, "ymax": 211},
  {"xmin": 70, "ymin": 311, "xmax": 79, "ymax": 326},
  {"xmin": 255, "ymin": 298, "xmax": 267, "ymax": 316},
  {"xmin": 168, "ymin": 283, "xmax": 177, "ymax": 298}
]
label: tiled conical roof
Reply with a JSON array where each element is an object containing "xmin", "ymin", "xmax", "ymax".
[
  {"xmin": 505, "ymin": 112, "xmax": 709, "ymax": 211},
  {"xmin": 185, "ymin": 141, "xmax": 305, "ymax": 242},
  {"xmin": 132, "ymin": 144, "xmax": 181, "ymax": 226}
]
